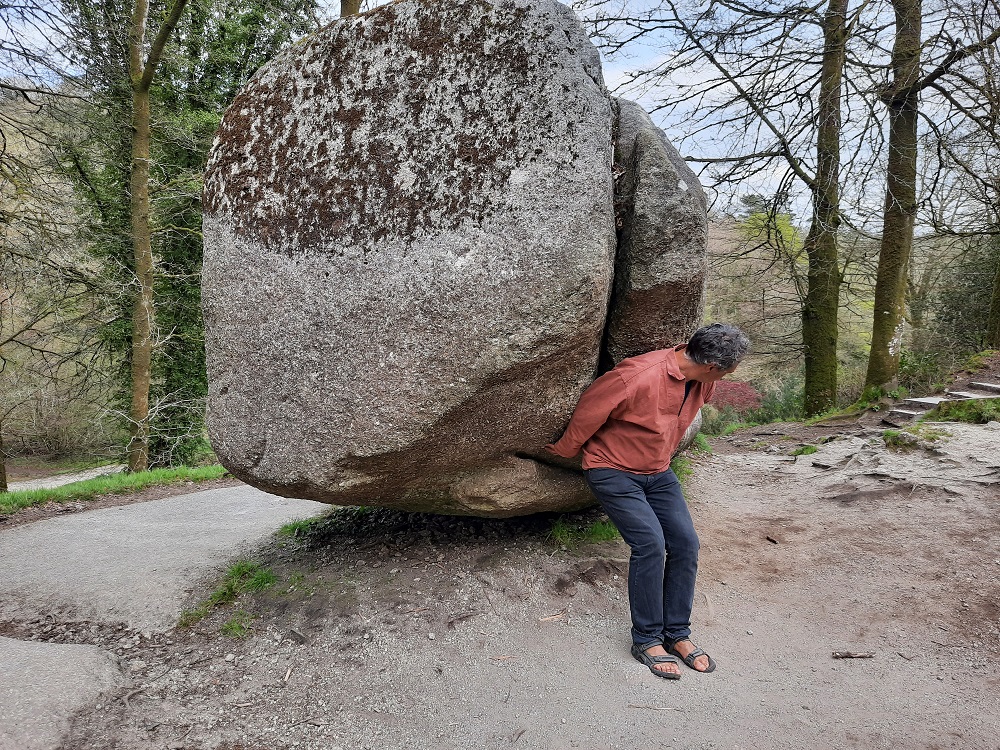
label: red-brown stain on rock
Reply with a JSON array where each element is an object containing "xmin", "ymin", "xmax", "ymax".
[{"xmin": 203, "ymin": 0, "xmax": 575, "ymax": 255}]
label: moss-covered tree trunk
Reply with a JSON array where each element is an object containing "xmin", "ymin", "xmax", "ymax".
[
  {"xmin": 801, "ymin": 0, "xmax": 847, "ymax": 415},
  {"xmin": 125, "ymin": 0, "xmax": 189, "ymax": 472},
  {"xmin": 865, "ymin": 0, "xmax": 921, "ymax": 392}
]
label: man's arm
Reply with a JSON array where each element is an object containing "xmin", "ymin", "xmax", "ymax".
[{"xmin": 545, "ymin": 370, "xmax": 627, "ymax": 458}]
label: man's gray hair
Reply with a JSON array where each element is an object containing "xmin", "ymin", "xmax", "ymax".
[{"xmin": 686, "ymin": 323, "xmax": 751, "ymax": 370}]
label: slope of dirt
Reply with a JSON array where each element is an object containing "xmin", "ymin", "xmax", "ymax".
[{"xmin": 7, "ymin": 422, "xmax": 999, "ymax": 750}]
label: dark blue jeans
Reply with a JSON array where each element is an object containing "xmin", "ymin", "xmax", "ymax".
[{"xmin": 585, "ymin": 467, "xmax": 699, "ymax": 649}]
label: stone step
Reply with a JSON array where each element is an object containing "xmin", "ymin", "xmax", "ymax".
[
  {"xmin": 883, "ymin": 409, "xmax": 923, "ymax": 426},
  {"xmin": 902, "ymin": 396, "xmax": 949, "ymax": 409},
  {"xmin": 970, "ymin": 381, "xmax": 1000, "ymax": 394},
  {"xmin": 945, "ymin": 390, "xmax": 999, "ymax": 400}
]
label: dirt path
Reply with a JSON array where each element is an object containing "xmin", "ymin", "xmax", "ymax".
[{"xmin": 10, "ymin": 420, "xmax": 988, "ymax": 750}]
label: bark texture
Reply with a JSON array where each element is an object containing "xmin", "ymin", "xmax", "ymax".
[
  {"xmin": 125, "ymin": 0, "xmax": 188, "ymax": 472},
  {"xmin": 801, "ymin": 0, "xmax": 847, "ymax": 415},
  {"xmin": 865, "ymin": 0, "xmax": 921, "ymax": 391}
]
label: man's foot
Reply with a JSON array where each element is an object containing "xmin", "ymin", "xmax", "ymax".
[
  {"xmin": 630, "ymin": 642, "xmax": 682, "ymax": 679},
  {"xmin": 667, "ymin": 638, "xmax": 716, "ymax": 673}
]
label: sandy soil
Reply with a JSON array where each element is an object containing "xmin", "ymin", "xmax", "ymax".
[{"xmin": 4, "ymin": 416, "xmax": 990, "ymax": 750}]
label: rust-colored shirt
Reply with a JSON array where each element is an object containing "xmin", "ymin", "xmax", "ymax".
[{"xmin": 546, "ymin": 345, "xmax": 715, "ymax": 473}]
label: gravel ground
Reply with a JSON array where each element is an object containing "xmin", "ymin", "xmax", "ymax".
[{"xmin": 11, "ymin": 420, "xmax": 993, "ymax": 750}]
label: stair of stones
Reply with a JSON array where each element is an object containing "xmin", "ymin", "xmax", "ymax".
[{"xmin": 883, "ymin": 381, "xmax": 1000, "ymax": 426}]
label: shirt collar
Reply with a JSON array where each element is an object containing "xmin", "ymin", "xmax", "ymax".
[{"xmin": 665, "ymin": 345, "xmax": 687, "ymax": 381}]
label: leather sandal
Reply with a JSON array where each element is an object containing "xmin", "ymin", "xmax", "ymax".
[
  {"xmin": 667, "ymin": 638, "xmax": 716, "ymax": 673},
  {"xmin": 630, "ymin": 642, "xmax": 681, "ymax": 680}
]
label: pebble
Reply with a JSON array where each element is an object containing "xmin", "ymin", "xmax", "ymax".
[
  {"xmin": 225, "ymin": 653, "xmax": 236, "ymax": 662},
  {"xmin": 747, "ymin": 630, "xmax": 753, "ymax": 635},
  {"xmin": 428, "ymin": 633, "xmax": 435, "ymax": 640}
]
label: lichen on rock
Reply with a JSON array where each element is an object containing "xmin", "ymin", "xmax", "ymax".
[{"xmin": 202, "ymin": 0, "xmax": 708, "ymax": 517}]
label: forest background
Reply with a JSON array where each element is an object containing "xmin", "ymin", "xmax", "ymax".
[{"xmin": 1, "ymin": 0, "xmax": 999, "ymax": 492}]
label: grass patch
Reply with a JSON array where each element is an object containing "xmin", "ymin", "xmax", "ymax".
[
  {"xmin": 882, "ymin": 429, "xmax": 918, "ymax": 451},
  {"xmin": 548, "ymin": 517, "xmax": 620, "ymax": 547},
  {"xmin": 671, "ymin": 455, "xmax": 693, "ymax": 486},
  {"xmin": 806, "ymin": 403, "xmax": 867, "ymax": 424},
  {"xmin": 905, "ymin": 423, "xmax": 951, "ymax": 441},
  {"xmin": 962, "ymin": 349, "xmax": 999, "ymax": 373},
  {"xmin": 221, "ymin": 610, "xmax": 254, "ymax": 638},
  {"xmin": 718, "ymin": 421, "xmax": 756, "ymax": 436},
  {"xmin": 178, "ymin": 561, "xmax": 277, "ymax": 628},
  {"xmin": 0, "ymin": 464, "xmax": 230, "ymax": 515},
  {"xmin": 277, "ymin": 516, "xmax": 325, "ymax": 538},
  {"xmin": 921, "ymin": 398, "xmax": 1000, "ymax": 424},
  {"xmin": 790, "ymin": 444, "xmax": 818, "ymax": 456},
  {"xmin": 690, "ymin": 433, "xmax": 712, "ymax": 455}
]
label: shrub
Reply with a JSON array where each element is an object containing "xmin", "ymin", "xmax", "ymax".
[{"xmin": 709, "ymin": 380, "xmax": 763, "ymax": 414}]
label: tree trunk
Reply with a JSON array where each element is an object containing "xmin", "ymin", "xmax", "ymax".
[
  {"xmin": 341, "ymin": 0, "xmax": 360, "ymax": 16},
  {"xmin": 128, "ymin": 83, "xmax": 154, "ymax": 473},
  {"xmin": 127, "ymin": 1, "xmax": 154, "ymax": 473},
  {"xmin": 0, "ymin": 427, "xmax": 8, "ymax": 493},
  {"xmin": 865, "ymin": 0, "xmax": 921, "ymax": 392},
  {"xmin": 125, "ymin": 0, "xmax": 188, "ymax": 472},
  {"xmin": 801, "ymin": 0, "xmax": 847, "ymax": 415}
]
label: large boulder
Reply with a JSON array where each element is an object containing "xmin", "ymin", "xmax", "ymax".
[
  {"xmin": 604, "ymin": 99, "xmax": 708, "ymax": 367},
  {"xmin": 202, "ymin": 0, "xmax": 708, "ymax": 517}
]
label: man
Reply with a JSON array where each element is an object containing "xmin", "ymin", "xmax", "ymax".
[{"xmin": 545, "ymin": 323, "xmax": 750, "ymax": 680}]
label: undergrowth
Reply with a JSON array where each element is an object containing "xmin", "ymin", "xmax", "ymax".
[
  {"xmin": 178, "ymin": 561, "xmax": 276, "ymax": 629},
  {"xmin": 548, "ymin": 517, "xmax": 620, "ymax": 547}
]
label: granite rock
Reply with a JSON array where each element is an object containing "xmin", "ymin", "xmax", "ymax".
[
  {"xmin": 604, "ymin": 98, "xmax": 708, "ymax": 366},
  {"xmin": 202, "ymin": 0, "xmax": 708, "ymax": 517}
]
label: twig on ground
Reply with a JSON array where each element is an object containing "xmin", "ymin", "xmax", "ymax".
[
  {"xmin": 122, "ymin": 687, "xmax": 144, "ymax": 711},
  {"xmin": 831, "ymin": 651, "xmax": 874, "ymax": 659},
  {"xmin": 538, "ymin": 609, "xmax": 567, "ymax": 622},
  {"xmin": 628, "ymin": 704, "xmax": 680, "ymax": 710},
  {"xmin": 447, "ymin": 610, "xmax": 480, "ymax": 627}
]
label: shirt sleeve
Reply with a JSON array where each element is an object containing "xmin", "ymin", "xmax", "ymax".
[{"xmin": 544, "ymin": 370, "xmax": 628, "ymax": 458}]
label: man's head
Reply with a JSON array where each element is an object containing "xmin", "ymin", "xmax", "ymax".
[{"xmin": 683, "ymin": 323, "xmax": 751, "ymax": 382}]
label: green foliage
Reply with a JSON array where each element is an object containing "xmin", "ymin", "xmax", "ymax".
[
  {"xmin": 691, "ymin": 433, "xmax": 712, "ymax": 455},
  {"xmin": 221, "ymin": 610, "xmax": 254, "ymax": 638},
  {"xmin": 548, "ymin": 517, "xmax": 620, "ymax": 547},
  {"xmin": 178, "ymin": 560, "xmax": 277, "ymax": 628},
  {"xmin": 927, "ymin": 240, "xmax": 1000, "ymax": 356},
  {"xmin": 905, "ymin": 423, "xmax": 951, "ymax": 442},
  {"xmin": 0, "ymin": 465, "xmax": 229, "ymax": 515},
  {"xmin": 670, "ymin": 455, "xmax": 693, "ymax": 486},
  {"xmin": 790, "ymin": 444, "xmax": 818, "ymax": 456},
  {"xmin": 897, "ymin": 350, "xmax": 949, "ymax": 395},
  {"xmin": 57, "ymin": 0, "xmax": 321, "ymax": 467},
  {"xmin": 277, "ymin": 517, "xmax": 325, "ymax": 538},
  {"xmin": 702, "ymin": 373, "xmax": 803, "ymax": 435},
  {"xmin": 963, "ymin": 350, "xmax": 1000, "ymax": 373},
  {"xmin": 922, "ymin": 398, "xmax": 1000, "ymax": 424},
  {"xmin": 881, "ymin": 429, "xmax": 914, "ymax": 451},
  {"xmin": 749, "ymin": 374, "xmax": 805, "ymax": 423}
]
